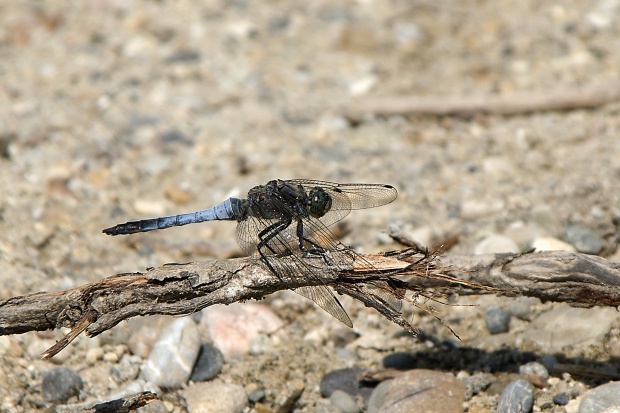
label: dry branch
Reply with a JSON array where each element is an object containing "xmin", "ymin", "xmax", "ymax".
[
  {"xmin": 56, "ymin": 391, "xmax": 158, "ymax": 413},
  {"xmin": 344, "ymin": 81, "xmax": 620, "ymax": 119},
  {"xmin": 1, "ymin": 249, "xmax": 620, "ymax": 358},
  {"xmin": 437, "ymin": 251, "xmax": 620, "ymax": 306}
]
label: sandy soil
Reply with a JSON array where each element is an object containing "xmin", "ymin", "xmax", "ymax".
[{"xmin": 1, "ymin": 1, "xmax": 620, "ymax": 412}]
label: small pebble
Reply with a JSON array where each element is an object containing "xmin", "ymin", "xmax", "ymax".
[
  {"xmin": 540, "ymin": 354, "xmax": 558, "ymax": 372},
  {"xmin": 226, "ymin": 20, "xmax": 259, "ymax": 40},
  {"xmin": 506, "ymin": 297, "xmax": 539, "ymax": 320},
  {"xmin": 348, "ymin": 75, "xmax": 378, "ymax": 96},
  {"xmin": 190, "ymin": 343, "xmax": 225, "ymax": 382},
  {"xmin": 319, "ymin": 368, "xmax": 373, "ymax": 401},
  {"xmin": 329, "ymin": 327, "xmax": 359, "ymax": 348},
  {"xmin": 86, "ymin": 347, "xmax": 104, "ymax": 364},
  {"xmin": 462, "ymin": 372, "xmax": 494, "ymax": 399},
  {"xmin": 330, "ymin": 389, "xmax": 360, "ymax": 413},
  {"xmin": 163, "ymin": 186, "xmax": 194, "ymax": 204},
  {"xmin": 532, "ymin": 237, "xmax": 576, "ymax": 252},
  {"xmin": 564, "ymin": 224, "xmax": 604, "ymax": 254},
  {"xmin": 474, "ymin": 235, "xmax": 520, "ymax": 254},
  {"xmin": 103, "ymin": 351, "xmax": 119, "ymax": 363},
  {"xmin": 141, "ymin": 317, "xmax": 201, "ymax": 388},
  {"xmin": 519, "ymin": 361, "xmax": 549, "ymax": 379},
  {"xmin": 496, "ymin": 379, "xmax": 534, "ymax": 413},
  {"xmin": 274, "ymin": 379, "xmax": 305, "ymax": 412},
  {"xmin": 247, "ymin": 387, "xmax": 266, "ymax": 403},
  {"xmin": 484, "ymin": 306, "xmax": 511, "ymax": 334},
  {"xmin": 41, "ymin": 367, "xmax": 83, "ymax": 403},
  {"xmin": 536, "ymin": 393, "xmax": 554, "ymax": 409},
  {"xmin": 159, "ymin": 129, "xmax": 193, "ymax": 146},
  {"xmin": 181, "ymin": 381, "xmax": 247, "ymax": 413},
  {"xmin": 165, "ymin": 49, "xmax": 201, "ymax": 63},
  {"xmin": 553, "ymin": 392, "xmax": 570, "ymax": 406}
]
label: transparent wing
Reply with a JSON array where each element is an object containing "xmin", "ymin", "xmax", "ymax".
[
  {"xmin": 296, "ymin": 214, "xmax": 403, "ymax": 314},
  {"xmin": 233, "ymin": 180, "xmax": 401, "ymax": 327},
  {"xmin": 238, "ymin": 213, "xmax": 403, "ymax": 321},
  {"xmin": 285, "ymin": 179, "xmax": 397, "ymax": 228},
  {"xmin": 233, "ymin": 200, "xmax": 354, "ymax": 327},
  {"xmin": 286, "ymin": 179, "xmax": 398, "ymax": 210},
  {"xmin": 235, "ymin": 217, "xmax": 263, "ymax": 256}
]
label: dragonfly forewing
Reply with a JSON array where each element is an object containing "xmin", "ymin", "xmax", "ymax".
[{"xmin": 295, "ymin": 285, "xmax": 352, "ymax": 327}]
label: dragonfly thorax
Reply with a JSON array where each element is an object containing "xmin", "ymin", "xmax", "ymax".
[{"xmin": 307, "ymin": 187, "xmax": 332, "ymax": 218}]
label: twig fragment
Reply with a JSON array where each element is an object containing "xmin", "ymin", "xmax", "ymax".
[
  {"xmin": 56, "ymin": 391, "xmax": 158, "ymax": 413},
  {"xmin": 344, "ymin": 81, "xmax": 620, "ymax": 119}
]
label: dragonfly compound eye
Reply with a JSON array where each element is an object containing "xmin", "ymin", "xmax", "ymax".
[{"xmin": 308, "ymin": 187, "xmax": 332, "ymax": 217}]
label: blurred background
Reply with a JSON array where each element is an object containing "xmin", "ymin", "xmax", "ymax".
[{"xmin": 1, "ymin": 1, "xmax": 620, "ymax": 412}]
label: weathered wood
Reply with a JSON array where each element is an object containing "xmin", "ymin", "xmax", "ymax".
[
  {"xmin": 2, "ymin": 249, "xmax": 619, "ymax": 358},
  {"xmin": 56, "ymin": 391, "xmax": 158, "ymax": 413},
  {"xmin": 438, "ymin": 251, "xmax": 620, "ymax": 306}
]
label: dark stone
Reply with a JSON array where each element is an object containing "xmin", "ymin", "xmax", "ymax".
[
  {"xmin": 485, "ymin": 306, "xmax": 511, "ymax": 334},
  {"xmin": 41, "ymin": 367, "xmax": 83, "ymax": 403},
  {"xmin": 319, "ymin": 368, "xmax": 373, "ymax": 401},
  {"xmin": 248, "ymin": 388, "xmax": 266, "ymax": 403},
  {"xmin": 463, "ymin": 373, "xmax": 494, "ymax": 400},
  {"xmin": 496, "ymin": 379, "xmax": 534, "ymax": 413},
  {"xmin": 190, "ymin": 343, "xmax": 225, "ymax": 382},
  {"xmin": 159, "ymin": 129, "xmax": 194, "ymax": 146},
  {"xmin": 166, "ymin": 49, "xmax": 201, "ymax": 63},
  {"xmin": 329, "ymin": 328, "xmax": 359, "ymax": 348},
  {"xmin": 540, "ymin": 354, "xmax": 557, "ymax": 372},
  {"xmin": 553, "ymin": 392, "xmax": 570, "ymax": 405},
  {"xmin": 564, "ymin": 224, "xmax": 604, "ymax": 254},
  {"xmin": 0, "ymin": 133, "xmax": 15, "ymax": 159}
]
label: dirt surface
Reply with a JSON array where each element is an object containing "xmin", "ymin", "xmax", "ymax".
[{"xmin": 1, "ymin": 1, "xmax": 620, "ymax": 412}]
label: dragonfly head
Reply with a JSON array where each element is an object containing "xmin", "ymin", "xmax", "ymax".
[{"xmin": 307, "ymin": 187, "xmax": 332, "ymax": 218}]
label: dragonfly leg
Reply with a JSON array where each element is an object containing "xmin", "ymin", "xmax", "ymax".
[
  {"xmin": 295, "ymin": 219, "xmax": 326, "ymax": 256},
  {"xmin": 294, "ymin": 220, "xmax": 339, "ymax": 268},
  {"xmin": 256, "ymin": 218, "xmax": 292, "ymax": 254},
  {"xmin": 255, "ymin": 218, "xmax": 293, "ymax": 282}
]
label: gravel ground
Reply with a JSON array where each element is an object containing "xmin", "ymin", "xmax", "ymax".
[{"xmin": 1, "ymin": 1, "xmax": 620, "ymax": 412}]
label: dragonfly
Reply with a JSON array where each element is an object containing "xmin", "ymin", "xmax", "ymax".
[{"xmin": 103, "ymin": 179, "xmax": 399, "ymax": 327}]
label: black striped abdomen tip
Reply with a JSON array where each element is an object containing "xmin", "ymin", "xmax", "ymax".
[{"xmin": 102, "ymin": 223, "xmax": 140, "ymax": 235}]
